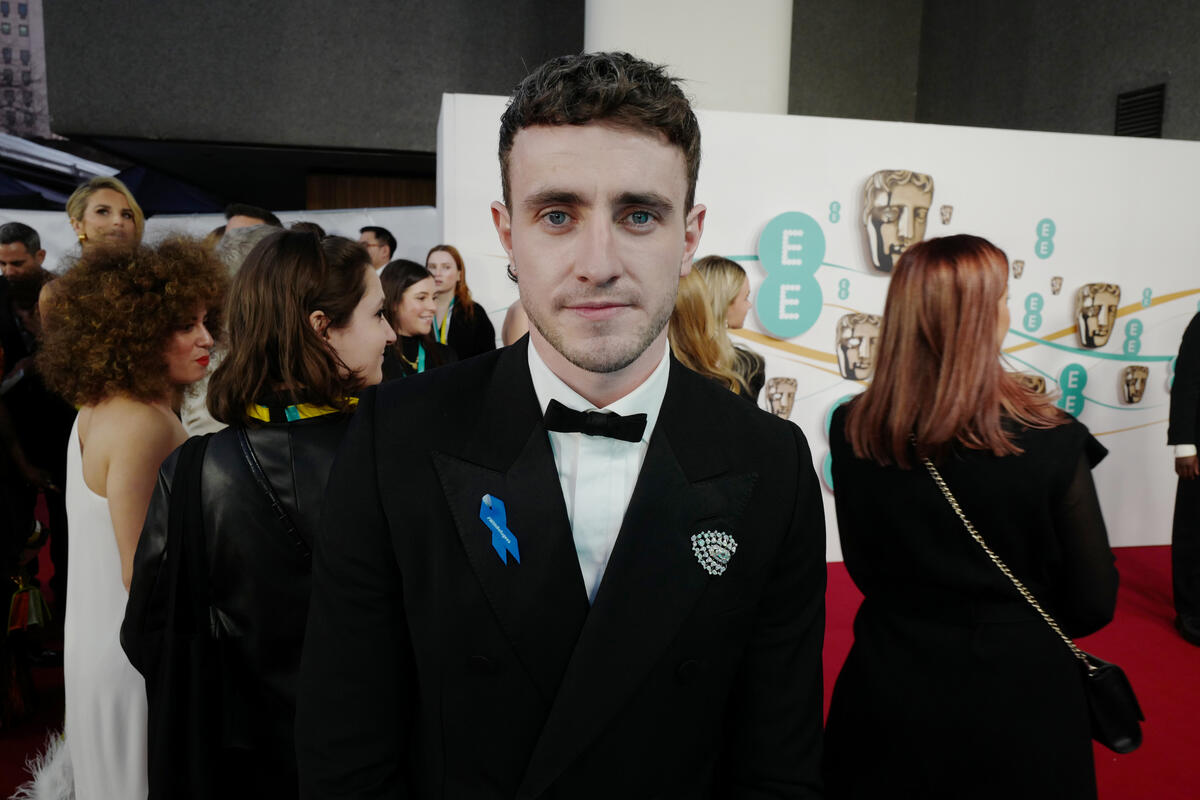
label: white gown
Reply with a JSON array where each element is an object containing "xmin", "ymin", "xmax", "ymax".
[{"xmin": 62, "ymin": 417, "xmax": 148, "ymax": 799}]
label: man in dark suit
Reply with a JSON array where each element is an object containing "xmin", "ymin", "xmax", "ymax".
[
  {"xmin": 1170, "ymin": 311, "xmax": 1200, "ymax": 645},
  {"xmin": 297, "ymin": 52, "xmax": 826, "ymax": 798}
]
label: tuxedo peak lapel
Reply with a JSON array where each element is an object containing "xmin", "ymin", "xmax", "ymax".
[
  {"xmin": 432, "ymin": 341, "xmax": 588, "ymax": 705},
  {"xmin": 517, "ymin": 366, "xmax": 758, "ymax": 798}
]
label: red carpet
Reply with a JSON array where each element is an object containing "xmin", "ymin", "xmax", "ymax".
[
  {"xmin": 826, "ymin": 545, "xmax": 1199, "ymax": 800},
  {"xmin": 2, "ymin": 545, "xmax": 1194, "ymax": 797}
]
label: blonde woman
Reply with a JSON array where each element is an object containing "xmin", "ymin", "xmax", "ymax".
[
  {"xmin": 39, "ymin": 177, "xmax": 147, "ymax": 329},
  {"xmin": 691, "ymin": 255, "xmax": 765, "ymax": 401},
  {"xmin": 65, "ymin": 176, "xmax": 145, "ymax": 252},
  {"xmin": 668, "ymin": 270, "xmax": 748, "ymax": 397}
]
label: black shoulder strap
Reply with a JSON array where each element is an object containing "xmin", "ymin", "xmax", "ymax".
[
  {"xmin": 236, "ymin": 426, "xmax": 311, "ymax": 557},
  {"xmin": 165, "ymin": 433, "xmax": 212, "ymax": 636}
]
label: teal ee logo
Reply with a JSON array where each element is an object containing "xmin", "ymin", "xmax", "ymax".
[
  {"xmin": 1123, "ymin": 319, "xmax": 1143, "ymax": 356},
  {"xmin": 1035, "ymin": 218, "xmax": 1055, "ymax": 260},
  {"xmin": 1023, "ymin": 293, "xmax": 1044, "ymax": 333},
  {"xmin": 837, "ymin": 278, "xmax": 850, "ymax": 300},
  {"xmin": 1057, "ymin": 363, "xmax": 1087, "ymax": 416},
  {"xmin": 756, "ymin": 212, "xmax": 826, "ymax": 339},
  {"xmin": 1141, "ymin": 288, "xmax": 1153, "ymax": 308},
  {"xmin": 828, "ymin": 201, "xmax": 841, "ymax": 223}
]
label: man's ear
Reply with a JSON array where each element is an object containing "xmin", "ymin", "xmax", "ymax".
[
  {"xmin": 309, "ymin": 310, "xmax": 330, "ymax": 338},
  {"xmin": 33, "ymin": 249, "xmax": 46, "ymax": 266},
  {"xmin": 491, "ymin": 201, "xmax": 514, "ymax": 258},
  {"xmin": 680, "ymin": 204, "xmax": 706, "ymax": 276}
]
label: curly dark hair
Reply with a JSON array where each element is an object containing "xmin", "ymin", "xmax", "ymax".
[
  {"xmin": 498, "ymin": 51, "xmax": 701, "ymax": 210},
  {"xmin": 39, "ymin": 238, "xmax": 227, "ymax": 406}
]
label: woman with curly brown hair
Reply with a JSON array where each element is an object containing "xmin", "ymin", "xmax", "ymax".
[
  {"xmin": 122, "ymin": 231, "xmax": 393, "ymax": 798},
  {"xmin": 36, "ymin": 237, "xmax": 226, "ymax": 800}
]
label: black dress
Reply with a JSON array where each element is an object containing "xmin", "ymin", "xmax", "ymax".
[
  {"xmin": 382, "ymin": 335, "xmax": 457, "ymax": 381},
  {"xmin": 437, "ymin": 298, "xmax": 495, "ymax": 361},
  {"xmin": 823, "ymin": 402, "xmax": 1117, "ymax": 800}
]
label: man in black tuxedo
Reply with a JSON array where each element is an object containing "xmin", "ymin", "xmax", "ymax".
[
  {"xmin": 297, "ymin": 52, "xmax": 826, "ymax": 798},
  {"xmin": 1170, "ymin": 312, "xmax": 1200, "ymax": 646}
]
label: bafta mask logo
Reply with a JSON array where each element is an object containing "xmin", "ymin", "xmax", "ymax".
[
  {"xmin": 1013, "ymin": 373, "xmax": 1047, "ymax": 394},
  {"xmin": 1122, "ymin": 365, "xmax": 1149, "ymax": 404},
  {"xmin": 835, "ymin": 313, "xmax": 882, "ymax": 381},
  {"xmin": 861, "ymin": 170, "xmax": 934, "ymax": 273},
  {"xmin": 939, "ymin": 205, "xmax": 953, "ymax": 225},
  {"xmin": 1075, "ymin": 284, "xmax": 1121, "ymax": 348},
  {"xmin": 766, "ymin": 377, "xmax": 798, "ymax": 420},
  {"xmin": 1012, "ymin": 260, "xmax": 1025, "ymax": 279},
  {"xmin": 1051, "ymin": 276, "xmax": 1063, "ymax": 296}
]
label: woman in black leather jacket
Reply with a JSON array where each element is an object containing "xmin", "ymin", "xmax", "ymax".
[{"xmin": 121, "ymin": 230, "xmax": 394, "ymax": 799}]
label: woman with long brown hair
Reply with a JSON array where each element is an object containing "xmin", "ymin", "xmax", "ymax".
[
  {"xmin": 823, "ymin": 234, "xmax": 1118, "ymax": 799},
  {"xmin": 122, "ymin": 231, "xmax": 394, "ymax": 798},
  {"xmin": 380, "ymin": 258, "xmax": 456, "ymax": 380},
  {"xmin": 426, "ymin": 243, "xmax": 496, "ymax": 359}
]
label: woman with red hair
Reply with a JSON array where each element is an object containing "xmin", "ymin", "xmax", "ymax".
[
  {"xmin": 426, "ymin": 244, "xmax": 496, "ymax": 359},
  {"xmin": 823, "ymin": 235, "xmax": 1118, "ymax": 799}
]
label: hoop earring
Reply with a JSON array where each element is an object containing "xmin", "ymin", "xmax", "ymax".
[{"xmin": 506, "ymin": 263, "xmax": 517, "ymax": 283}]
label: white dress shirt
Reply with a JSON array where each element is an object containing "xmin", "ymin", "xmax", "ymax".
[{"xmin": 528, "ymin": 342, "xmax": 671, "ymax": 604}]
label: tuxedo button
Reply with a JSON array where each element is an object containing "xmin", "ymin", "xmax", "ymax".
[
  {"xmin": 675, "ymin": 659, "xmax": 701, "ymax": 685},
  {"xmin": 466, "ymin": 655, "xmax": 503, "ymax": 675}
]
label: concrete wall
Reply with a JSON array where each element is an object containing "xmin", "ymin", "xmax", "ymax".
[
  {"xmin": 917, "ymin": 0, "xmax": 1200, "ymax": 139},
  {"xmin": 43, "ymin": 1, "xmax": 1200, "ymax": 160},
  {"xmin": 44, "ymin": 0, "xmax": 583, "ymax": 152},
  {"xmin": 789, "ymin": 0, "xmax": 924, "ymax": 122}
]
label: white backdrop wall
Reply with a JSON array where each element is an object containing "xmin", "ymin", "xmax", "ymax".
[
  {"xmin": 0, "ymin": 206, "xmax": 440, "ymax": 273},
  {"xmin": 438, "ymin": 92, "xmax": 1200, "ymax": 560}
]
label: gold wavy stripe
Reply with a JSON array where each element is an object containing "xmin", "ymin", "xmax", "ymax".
[
  {"xmin": 731, "ymin": 328, "xmax": 838, "ymax": 364},
  {"xmin": 1092, "ymin": 418, "xmax": 1167, "ymax": 437},
  {"xmin": 1004, "ymin": 287, "xmax": 1200, "ymax": 354}
]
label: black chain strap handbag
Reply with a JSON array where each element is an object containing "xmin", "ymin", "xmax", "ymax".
[{"xmin": 922, "ymin": 456, "xmax": 1144, "ymax": 754}]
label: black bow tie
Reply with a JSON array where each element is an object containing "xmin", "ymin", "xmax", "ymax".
[{"xmin": 543, "ymin": 399, "xmax": 647, "ymax": 443}]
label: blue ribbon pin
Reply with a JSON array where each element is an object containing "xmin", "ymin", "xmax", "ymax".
[{"xmin": 479, "ymin": 494, "xmax": 520, "ymax": 565}]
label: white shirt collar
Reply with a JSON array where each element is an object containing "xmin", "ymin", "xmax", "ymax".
[{"xmin": 527, "ymin": 339, "xmax": 670, "ymax": 445}]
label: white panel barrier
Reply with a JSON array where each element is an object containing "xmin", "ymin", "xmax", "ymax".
[
  {"xmin": 438, "ymin": 93, "xmax": 1200, "ymax": 558},
  {"xmin": 0, "ymin": 205, "xmax": 440, "ymax": 273}
]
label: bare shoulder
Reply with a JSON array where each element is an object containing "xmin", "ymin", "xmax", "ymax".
[{"xmin": 81, "ymin": 397, "xmax": 186, "ymax": 494}]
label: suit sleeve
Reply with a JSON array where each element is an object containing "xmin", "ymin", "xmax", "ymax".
[
  {"xmin": 296, "ymin": 388, "xmax": 412, "ymax": 798},
  {"xmin": 722, "ymin": 424, "xmax": 827, "ymax": 798},
  {"xmin": 1169, "ymin": 313, "xmax": 1200, "ymax": 445}
]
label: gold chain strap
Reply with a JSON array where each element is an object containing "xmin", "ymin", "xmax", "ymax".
[{"xmin": 921, "ymin": 457, "xmax": 1094, "ymax": 673}]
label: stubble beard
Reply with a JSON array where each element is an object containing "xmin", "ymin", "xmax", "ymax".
[{"xmin": 523, "ymin": 290, "xmax": 676, "ymax": 375}]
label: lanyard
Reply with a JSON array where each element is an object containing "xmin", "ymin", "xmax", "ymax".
[
  {"xmin": 399, "ymin": 341, "xmax": 426, "ymax": 376},
  {"xmin": 247, "ymin": 397, "xmax": 359, "ymax": 423},
  {"xmin": 434, "ymin": 296, "xmax": 455, "ymax": 345}
]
